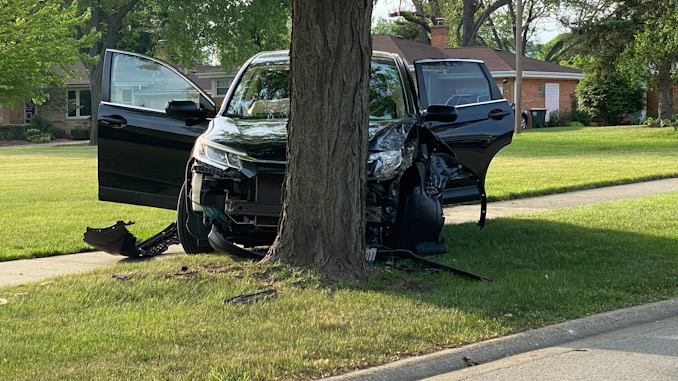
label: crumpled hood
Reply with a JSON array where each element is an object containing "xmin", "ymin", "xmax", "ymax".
[
  {"xmin": 205, "ymin": 117, "xmax": 288, "ymax": 162},
  {"xmin": 205, "ymin": 116, "xmax": 416, "ymax": 162}
]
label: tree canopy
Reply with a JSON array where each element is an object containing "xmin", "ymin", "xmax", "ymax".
[{"xmin": 0, "ymin": 0, "xmax": 95, "ymax": 105}]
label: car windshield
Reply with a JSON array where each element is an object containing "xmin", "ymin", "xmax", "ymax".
[{"xmin": 224, "ymin": 56, "xmax": 407, "ymax": 120}]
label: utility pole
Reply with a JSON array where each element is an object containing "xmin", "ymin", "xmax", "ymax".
[{"xmin": 514, "ymin": 0, "xmax": 523, "ymax": 134}]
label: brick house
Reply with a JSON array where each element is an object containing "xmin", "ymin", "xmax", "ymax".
[
  {"xmin": 373, "ymin": 30, "xmax": 584, "ymax": 127},
  {"xmin": 0, "ymin": 62, "xmax": 234, "ymax": 134}
]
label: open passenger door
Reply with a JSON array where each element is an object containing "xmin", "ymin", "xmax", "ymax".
[
  {"xmin": 98, "ymin": 50, "xmax": 216, "ymax": 209},
  {"xmin": 414, "ymin": 59, "xmax": 514, "ymax": 204}
]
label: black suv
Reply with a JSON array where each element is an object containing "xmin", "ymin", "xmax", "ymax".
[{"xmin": 96, "ymin": 50, "xmax": 513, "ymax": 256}]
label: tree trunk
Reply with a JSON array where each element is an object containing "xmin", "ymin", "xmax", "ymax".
[
  {"xmin": 461, "ymin": 0, "xmax": 477, "ymax": 46},
  {"xmin": 658, "ymin": 63, "xmax": 674, "ymax": 121},
  {"xmin": 263, "ymin": 0, "xmax": 372, "ymax": 282},
  {"xmin": 88, "ymin": 61, "xmax": 103, "ymax": 146},
  {"xmin": 412, "ymin": 0, "xmax": 431, "ymax": 45}
]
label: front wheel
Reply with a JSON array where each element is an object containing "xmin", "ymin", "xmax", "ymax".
[
  {"xmin": 177, "ymin": 183, "xmax": 212, "ymax": 254},
  {"xmin": 521, "ymin": 114, "xmax": 528, "ymax": 130}
]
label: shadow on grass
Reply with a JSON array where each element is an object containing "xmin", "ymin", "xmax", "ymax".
[{"xmin": 352, "ymin": 217, "xmax": 678, "ymax": 330}]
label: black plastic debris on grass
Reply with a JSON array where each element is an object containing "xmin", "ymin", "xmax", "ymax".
[
  {"xmin": 225, "ymin": 289, "xmax": 277, "ymax": 305},
  {"xmin": 112, "ymin": 272, "xmax": 134, "ymax": 281}
]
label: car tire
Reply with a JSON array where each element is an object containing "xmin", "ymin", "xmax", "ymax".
[
  {"xmin": 521, "ymin": 114, "xmax": 528, "ymax": 130},
  {"xmin": 177, "ymin": 183, "xmax": 211, "ymax": 254}
]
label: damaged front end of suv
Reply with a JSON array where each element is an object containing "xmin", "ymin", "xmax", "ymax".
[
  {"xmin": 180, "ymin": 52, "xmax": 477, "ymax": 258},
  {"xmin": 87, "ymin": 48, "xmax": 513, "ymax": 276}
]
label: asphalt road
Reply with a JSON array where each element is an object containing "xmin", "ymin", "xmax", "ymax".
[{"xmin": 424, "ymin": 315, "xmax": 678, "ymax": 381}]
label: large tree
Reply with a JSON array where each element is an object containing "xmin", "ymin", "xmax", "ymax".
[
  {"xmin": 0, "ymin": 0, "xmax": 94, "ymax": 105},
  {"xmin": 621, "ymin": 0, "xmax": 678, "ymax": 120},
  {"xmin": 263, "ymin": 0, "xmax": 373, "ymax": 282}
]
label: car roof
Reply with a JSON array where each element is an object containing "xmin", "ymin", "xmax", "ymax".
[{"xmin": 250, "ymin": 50, "xmax": 401, "ymax": 65}]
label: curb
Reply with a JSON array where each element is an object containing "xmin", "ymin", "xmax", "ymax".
[{"xmin": 324, "ymin": 297, "xmax": 678, "ymax": 381}]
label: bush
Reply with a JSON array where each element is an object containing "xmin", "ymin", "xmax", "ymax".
[
  {"xmin": 569, "ymin": 121, "xmax": 585, "ymax": 127},
  {"xmin": 29, "ymin": 115, "xmax": 53, "ymax": 133},
  {"xmin": 26, "ymin": 133, "xmax": 52, "ymax": 143},
  {"xmin": 70, "ymin": 127, "xmax": 91, "ymax": 140},
  {"xmin": 576, "ymin": 73, "xmax": 644, "ymax": 125},
  {"xmin": 660, "ymin": 119, "xmax": 672, "ymax": 127},
  {"xmin": 0, "ymin": 125, "xmax": 28, "ymax": 140},
  {"xmin": 51, "ymin": 128, "xmax": 67, "ymax": 139},
  {"xmin": 546, "ymin": 111, "xmax": 571, "ymax": 127},
  {"xmin": 570, "ymin": 109, "xmax": 592, "ymax": 126},
  {"xmin": 646, "ymin": 116, "xmax": 657, "ymax": 126}
]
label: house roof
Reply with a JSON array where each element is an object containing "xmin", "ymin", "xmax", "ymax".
[
  {"xmin": 442, "ymin": 47, "xmax": 582, "ymax": 74},
  {"xmin": 64, "ymin": 62, "xmax": 89, "ymax": 86},
  {"xmin": 372, "ymin": 34, "xmax": 583, "ymax": 79},
  {"xmin": 373, "ymin": 34, "xmax": 447, "ymax": 65}
]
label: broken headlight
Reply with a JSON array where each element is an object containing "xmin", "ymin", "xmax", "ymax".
[
  {"xmin": 367, "ymin": 149, "xmax": 402, "ymax": 181},
  {"xmin": 193, "ymin": 136, "xmax": 243, "ymax": 170}
]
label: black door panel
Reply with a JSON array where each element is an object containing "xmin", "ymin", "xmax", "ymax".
[
  {"xmin": 98, "ymin": 50, "xmax": 215, "ymax": 209},
  {"xmin": 414, "ymin": 59, "xmax": 513, "ymax": 204}
]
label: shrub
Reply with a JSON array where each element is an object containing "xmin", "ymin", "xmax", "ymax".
[
  {"xmin": 660, "ymin": 119, "xmax": 672, "ymax": 127},
  {"xmin": 646, "ymin": 116, "xmax": 656, "ymax": 126},
  {"xmin": 51, "ymin": 128, "xmax": 67, "ymax": 139},
  {"xmin": 29, "ymin": 115, "xmax": 53, "ymax": 133},
  {"xmin": 546, "ymin": 111, "xmax": 571, "ymax": 127},
  {"xmin": 569, "ymin": 121, "xmax": 585, "ymax": 127},
  {"xmin": 0, "ymin": 125, "xmax": 28, "ymax": 140},
  {"xmin": 576, "ymin": 73, "xmax": 644, "ymax": 125},
  {"xmin": 570, "ymin": 109, "xmax": 592, "ymax": 126},
  {"xmin": 70, "ymin": 127, "xmax": 91, "ymax": 140},
  {"xmin": 26, "ymin": 133, "xmax": 52, "ymax": 143}
]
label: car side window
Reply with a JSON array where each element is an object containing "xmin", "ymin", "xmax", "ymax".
[
  {"xmin": 110, "ymin": 52, "xmax": 201, "ymax": 112},
  {"xmin": 418, "ymin": 62, "xmax": 491, "ymax": 107}
]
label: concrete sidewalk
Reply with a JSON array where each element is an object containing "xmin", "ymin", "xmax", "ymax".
[
  {"xmin": 1, "ymin": 178, "xmax": 677, "ymax": 288},
  {"xmin": 443, "ymin": 177, "xmax": 678, "ymax": 224}
]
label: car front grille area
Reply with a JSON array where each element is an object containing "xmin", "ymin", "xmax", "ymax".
[{"xmin": 193, "ymin": 162, "xmax": 283, "ymax": 231}]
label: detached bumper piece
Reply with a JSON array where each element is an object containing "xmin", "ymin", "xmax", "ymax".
[
  {"xmin": 83, "ymin": 221, "xmax": 180, "ymax": 257},
  {"xmin": 374, "ymin": 249, "xmax": 492, "ymax": 282},
  {"xmin": 207, "ymin": 224, "xmax": 265, "ymax": 260}
]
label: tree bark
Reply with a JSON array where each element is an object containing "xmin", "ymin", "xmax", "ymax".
[
  {"xmin": 658, "ymin": 63, "xmax": 674, "ymax": 121},
  {"xmin": 461, "ymin": 0, "xmax": 477, "ymax": 46},
  {"xmin": 412, "ymin": 0, "xmax": 431, "ymax": 44},
  {"xmin": 263, "ymin": 0, "xmax": 372, "ymax": 282}
]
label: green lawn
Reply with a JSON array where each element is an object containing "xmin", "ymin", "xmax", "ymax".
[
  {"xmin": 1, "ymin": 192, "xmax": 677, "ymax": 380},
  {"xmin": 0, "ymin": 144, "xmax": 175, "ymax": 261},
  {"xmin": 486, "ymin": 125, "xmax": 678, "ymax": 200},
  {"xmin": 0, "ymin": 125, "xmax": 677, "ymax": 261}
]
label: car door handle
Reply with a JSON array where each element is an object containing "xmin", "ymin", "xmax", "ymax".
[
  {"xmin": 487, "ymin": 109, "xmax": 510, "ymax": 119},
  {"xmin": 100, "ymin": 115, "xmax": 127, "ymax": 128}
]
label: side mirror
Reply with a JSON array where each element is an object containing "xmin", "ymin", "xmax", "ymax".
[
  {"xmin": 423, "ymin": 105, "xmax": 458, "ymax": 123},
  {"xmin": 165, "ymin": 100, "xmax": 208, "ymax": 118}
]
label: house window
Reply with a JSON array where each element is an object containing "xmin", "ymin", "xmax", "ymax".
[
  {"xmin": 215, "ymin": 79, "xmax": 231, "ymax": 96},
  {"xmin": 538, "ymin": 84, "xmax": 546, "ymax": 99},
  {"xmin": 67, "ymin": 89, "xmax": 92, "ymax": 118},
  {"xmin": 25, "ymin": 102, "xmax": 36, "ymax": 124}
]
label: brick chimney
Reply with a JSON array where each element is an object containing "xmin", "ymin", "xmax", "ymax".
[{"xmin": 430, "ymin": 18, "xmax": 449, "ymax": 49}]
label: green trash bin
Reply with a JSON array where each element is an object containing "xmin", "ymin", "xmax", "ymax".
[{"xmin": 531, "ymin": 108, "xmax": 547, "ymax": 128}]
